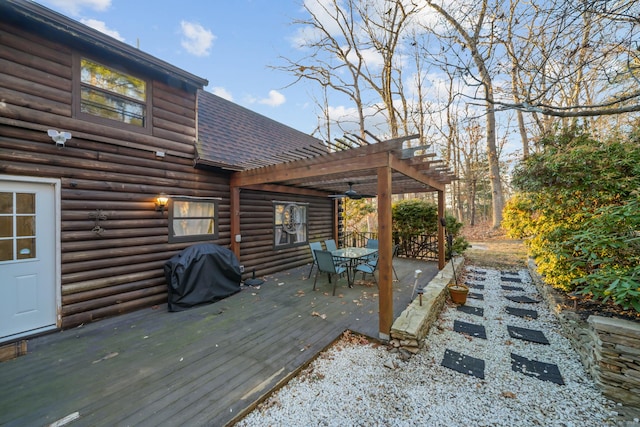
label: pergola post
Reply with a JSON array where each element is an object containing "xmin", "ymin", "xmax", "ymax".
[
  {"xmin": 437, "ymin": 189, "xmax": 445, "ymax": 270},
  {"xmin": 377, "ymin": 164, "xmax": 393, "ymax": 340},
  {"xmin": 230, "ymin": 176, "xmax": 241, "ymax": 260}
]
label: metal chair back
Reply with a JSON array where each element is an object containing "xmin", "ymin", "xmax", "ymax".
[
  {"xmin": 307, "ymin": 241, "xmax": 323, "ymax": 278},
  {"xmin": 324, "ymin": 239, "xmax": 338, "ymax": 252}
]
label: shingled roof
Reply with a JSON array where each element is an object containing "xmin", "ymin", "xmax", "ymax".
[{"xmin": 195, "ymin": 90, "xmax": 329, "ymax": 171}]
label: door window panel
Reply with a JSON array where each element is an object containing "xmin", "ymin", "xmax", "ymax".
[{"xmin": 0, "ymin": 192, "xmax": 36, "ymax": 261}]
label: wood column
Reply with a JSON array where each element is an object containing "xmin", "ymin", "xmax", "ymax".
[
  {"xmin": 230, "ymin": 175, "xmax": 241, "ymax": 260},
  {"xmin": 377, "ymin": 164, "xmax": 393, "ymax": 340},
  {"xmin": 437, "ymin": 189, "xmax": 445, "ymax": 270}
]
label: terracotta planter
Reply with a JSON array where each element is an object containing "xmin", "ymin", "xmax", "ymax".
[{"xmin": 448, "ymin": 283, "xmax": 469, "ymax": 305}]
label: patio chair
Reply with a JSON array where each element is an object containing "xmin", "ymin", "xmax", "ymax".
[
  {"xmin": 307, "ymin": 241, "xmax": 323, "ymax": 278},
  {"xmin": 324, "ymin": 239, "xmax": 338, "ymax": 252},
  {"xmin": 363, "ymin": 238, "xmax": 379, "ymax": 263},
  {"xmin": 392, "ymin": 244, "xmax": 399, "ymax": 281},
  {"xmin": 355, "ymin": 254, "xmax": 378, "ymax": 286},
  {"xmin": 313, "ymin": 250, "xmax": 347, "ymax": 296},
  {"xmin": 366, "ymin": 239, "xmax": 378, "ymax": 249}
]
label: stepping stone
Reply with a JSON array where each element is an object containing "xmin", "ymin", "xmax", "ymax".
[
  {"xmin": 501, "ymin": 276, "xmax": 522, "ymax": 283},
  {"xmin": 468, "ymin": 292, "xmax": 484, "ymax": 300},
  {"xmin": 468, "ymin": 276, "xmax": 486, "ymax": 281},
  {"xmin": 457, "ymin": 305, "xmax": 484, "ymax": 317},
  {"xmin": 468, "ymin": 269, "xmax": 487, "ymax": 275},
  {"xmin": 454, "ymin": 320, "xmax": 487, "ymax": 339},
  {"xmin": 505, "ymin": 306, "xmax": 538, "ymax": 319},
  {"xmin": 510, "ymin": 353, "xmax": 564, "ymax": 385},
  {"xmin": 465, "ymin": 282, "xmax": 485, "ymax": 290},
  {"xmin": 501, "ymin": 285, "xmax": 525, "ymax": 291},
  {"xmin": 501, "ymin": 270, "xmax": 520, "ymax": 276},
  {"xmin": 507, "ymin": 325, "xmax": 549, "ymax": 344},
  {"xmin": 505, "ymin": 295, "xmax": 540, "ymax": 304},
  {"xmin": 442, "ymin": 349, "xmax": 485, "ymax": 379}
]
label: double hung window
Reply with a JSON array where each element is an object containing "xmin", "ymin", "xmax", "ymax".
[{"xmin": 79, "ymin": 58, "xmax": 148, "ymax": 128}]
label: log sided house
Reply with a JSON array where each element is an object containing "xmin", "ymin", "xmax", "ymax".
[{"xmin": 0, "ymin": 0, "xmax": 454, "ymax": 342}]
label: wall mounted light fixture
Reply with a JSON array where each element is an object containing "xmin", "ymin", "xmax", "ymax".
[
  {"xmin": 47, "ymin": 129, "xmax": 72, "ymax": 147},
  {"xmin": 155, "ymin": 193, "xmax": 169, "ymax": 211}
]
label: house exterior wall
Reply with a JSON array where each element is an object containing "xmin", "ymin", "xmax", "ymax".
[
  {"xmin": 0, "ymin": 19, "xmax": 233, "ymax": 328},
  {"xmin": 0, "ymin": 18, "xmax": 336, "ymax": 331},
  {"xmin": 238, "ymin": 190, "xmax": 335, "ymax": 276}
]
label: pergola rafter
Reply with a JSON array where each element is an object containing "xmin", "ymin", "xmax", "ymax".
[{"xmin": 229, "ymin": 133, "xmax": 455, "ymax": 339}]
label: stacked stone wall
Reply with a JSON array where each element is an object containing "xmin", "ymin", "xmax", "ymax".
[{"xmin": 528, "ymin": 259, "xmax": 640, "ymax": 415}]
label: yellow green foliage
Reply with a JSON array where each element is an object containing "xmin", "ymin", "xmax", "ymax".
[{"xmin": 504, "ymin": 129, "xmax": 640, "ymax": 311}]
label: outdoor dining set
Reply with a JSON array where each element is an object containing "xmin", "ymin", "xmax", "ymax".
[{"xmin": 308, "ymin": 239, "xmax": 398, "ymax": 295}]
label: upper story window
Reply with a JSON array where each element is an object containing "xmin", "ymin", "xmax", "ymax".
[
  {"xmin": 273, "ymin": 202, "xmax": 308, "ymax": 248},
  {"xmin": 78, "ymin": 58, "xmax": 148, "ymax": 128},
  {"xmin": 168, "ymin": 197, "xmax": 218, "ymax": 243}
]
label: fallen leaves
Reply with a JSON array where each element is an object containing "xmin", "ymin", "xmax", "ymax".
[
  {"xmin": 311, "ymin": 311, "xmax": 327, "ymax": 320},
  {"xmin": 92, "ymin": 352, "xmax": 118, "ymax": 364}
]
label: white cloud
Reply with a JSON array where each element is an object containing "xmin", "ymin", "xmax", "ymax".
[
  {"xmin": 44, "ymin": 0, "xmax": 111, "ymax": 16},
  {"xmin": 211, "ymin": 87, "xmax": 233, "ymax": 101},
  {"xmin": 180, "ymin": 21, "xmax": 215, "ymax": 57},
  {"xmin": 258, "ymin": 90, "xmax": 286, "ymax": 107},
  {"xmin": 80, "ymin": 19, "xmax": 124, "ymax": 42}
]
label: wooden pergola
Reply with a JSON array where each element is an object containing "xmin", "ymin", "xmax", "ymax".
[{"xmin": 229, "ymin": 132, "xmax": 456, "ymax": 339}]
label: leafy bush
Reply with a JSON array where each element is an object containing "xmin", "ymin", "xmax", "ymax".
[
  {"xmin": 504, "ymin": 129, "xmax": 640, "ymax": 312},
  {"xmin": 392, "ymin": 199, "xmax": 468, "ymax": 255}
]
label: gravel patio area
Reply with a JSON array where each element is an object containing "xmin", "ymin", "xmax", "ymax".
[{"xmin": 236, "ymin": 266, "xmax": 627, "ymax": 426}]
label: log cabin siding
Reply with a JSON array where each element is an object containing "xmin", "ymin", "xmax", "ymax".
[
  {"xmin": 0, "ymin": 13, "xmax": 333, "ymax": 334},
  {"xmin": 0, "ymin": 20, "xmax": 232, "ymax": 328},
  {"xmin": 238, "ymin": 190, "xmax": 335, "ymax": 276}
]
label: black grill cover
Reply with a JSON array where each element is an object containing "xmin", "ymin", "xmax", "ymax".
[{"xmin": 164, "ymin": 243, "xmax": 241, "ymax": 312}]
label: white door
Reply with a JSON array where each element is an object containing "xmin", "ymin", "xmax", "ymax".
[{"xmin": 0, "ymin": 179, "xmax": 58, "ymax": 342}]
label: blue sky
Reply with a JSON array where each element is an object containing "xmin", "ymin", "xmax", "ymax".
[{"xmin": 36, "ymin": 0, "xmax": 321, "ymax": 134}]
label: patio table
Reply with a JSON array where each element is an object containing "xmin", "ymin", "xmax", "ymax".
[{"xmin": 331, "ymin": 247, "xmax": 378, "ymax": 286}]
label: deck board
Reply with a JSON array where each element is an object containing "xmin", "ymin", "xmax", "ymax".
[{"xmin": 0, "ymin": 258, "xmax": 437, "ymax": 426}]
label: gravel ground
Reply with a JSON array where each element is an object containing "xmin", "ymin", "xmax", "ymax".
[{"xmin": 237, "ymin": 267, "xmax": 625, "ymax": 427}]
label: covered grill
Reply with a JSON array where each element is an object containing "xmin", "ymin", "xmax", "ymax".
[{"xmin": 164, "ymin": 243, "xmax": 241, "ymax": 312}]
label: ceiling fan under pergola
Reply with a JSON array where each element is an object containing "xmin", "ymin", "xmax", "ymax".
[{"xmin": 328, "ymin": 182, "xmax": 376, "ymax": 200}]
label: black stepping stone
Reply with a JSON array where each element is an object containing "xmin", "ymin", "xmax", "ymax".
[
  {"xmin": 505, "ymin": 306, "xmax": 538, "ymax": 319},
  {"xmin": 501, "ymin": 285, "xmax": 525, "ymax": 291},
  {"xmin": 464, "ymin": 282, "xmax": 485, "ymax": 290},
  {"xmin": 501, "ymin": 270, "xmax": 520, "ymax": 276},
  {"xmin": 442, "ymin": 349, "xmax": 485, "ymax": 379},
  {"xmin": 468, "ymin": 292, "xmax": 484, "ymax": 300},
  {"xmin": 454, "ymin": 320, "xmax": 487, "ymax": 339},
  {"xmin": 505, "ymin": 295, "xmax": 540, "ymax": 304},
  {"xmin": 468, "ymin": 276, "xmax": 486, "ymax": 281},
  {"xmin": 510, "ymin": 353, "xmax": 564, "ymax": 385},
  {"xmin": 501, "ymin": 276, "xmax": 522, "ymax": 283},
  {"xmin": 507, "ymin": 325, "xmax": 550, "ymax": 344},
  {"xmin": 468, "ymin": 269, "xmax": 487, "ymax": 275},
  {"xmin": 456, "ymin": 305, "xmax": 484, "ymax": 317}
]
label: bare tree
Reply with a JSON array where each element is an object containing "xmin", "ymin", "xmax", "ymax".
[
  {"xmin": 494, "ymin": 0, "xmax": 640, "ymax": 118},
  {"xmin": 424, "ymin": 0, "xmax": 505, "ymax": 228},
  {"xmin": 275, "ymin": 0, "xmax": 425, "ymax": 140}
]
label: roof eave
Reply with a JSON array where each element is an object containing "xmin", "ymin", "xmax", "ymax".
[{"xmin": 4, "ymin": 0, "xmax": 209, "ymax": 89}]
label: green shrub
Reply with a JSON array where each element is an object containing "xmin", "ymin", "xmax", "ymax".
[
  {"xmin": 504, "ymin": 128, "xmax": 640, "ymax": 312},
  {"xmin": 392, "ymin": 199, "xmax": 468, "ymax": 256}
]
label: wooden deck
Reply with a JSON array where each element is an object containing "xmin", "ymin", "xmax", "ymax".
[{"xmin": 0, "ymin": 258, "xmax": 438, "ymax": 427}]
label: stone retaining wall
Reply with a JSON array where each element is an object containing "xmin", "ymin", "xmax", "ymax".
[
  {"xmin": 528, "ymin": 259, "xmax": 640, "ymax": 415},
  {"xmin": 390, "ymin": 257, "xmax": 463, "ymax": 354}
]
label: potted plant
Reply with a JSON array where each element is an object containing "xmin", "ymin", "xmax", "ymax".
[{"xmin": 448, "ymin": 283, "xmax": 469, "ymax": 305}]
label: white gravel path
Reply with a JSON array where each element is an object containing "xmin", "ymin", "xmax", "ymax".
[{"xmin": 237, "ymin": 267, "xmax": 623, "ymax": 426}]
